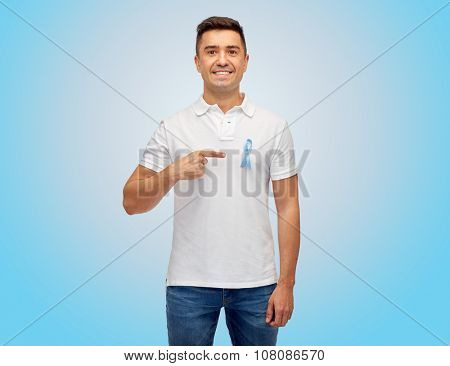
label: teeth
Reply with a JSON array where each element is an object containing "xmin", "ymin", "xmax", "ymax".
[{"xmin": 214, "ymin": 71, "xmax": 231, "ymax": 74}]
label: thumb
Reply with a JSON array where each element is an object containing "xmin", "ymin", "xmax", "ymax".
[{"xmin": 266, "ymin": 297, "xmax": 274, "ymax": 323}]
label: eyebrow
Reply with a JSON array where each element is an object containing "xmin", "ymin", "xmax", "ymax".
[{"xmin": 203, "ymin": 45, "xmax": 241, "ymax": 51}]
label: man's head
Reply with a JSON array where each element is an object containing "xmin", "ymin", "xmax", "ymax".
[{"xmin": 194, "ymin": 16, "xmax": 249, "ymax": 94}]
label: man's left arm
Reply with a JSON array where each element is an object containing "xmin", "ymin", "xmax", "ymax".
[{"xmin": 266, "ymin": 174, "xmax": 300, "ymax": 327}]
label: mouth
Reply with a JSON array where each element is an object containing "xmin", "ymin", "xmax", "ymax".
[{"xmin": 212, "ymin": 70, "xmax": 233, "ymax": 77}]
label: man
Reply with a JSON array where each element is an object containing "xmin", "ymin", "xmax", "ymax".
[{"xmin": 123, "ymin": 16, "xmax": 300, "ymax": 346}]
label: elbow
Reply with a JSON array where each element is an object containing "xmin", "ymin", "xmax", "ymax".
[
  {"xmin": 123, "ymin": 198, "xmax": 136, "ymax": 215},
  {"xmin": 122, "ymin": 185, "xmax": 137, "ymax": 215},
  {"xmin": 122, "ymin": 182, "xmax": 158, "ymax": 215},
  {"xmin": 123, "ymin": 199, "xmax": 156, "ymax": 215},
  {"xmin": 123, "ymin": 194, "xmax": 155, "ymax": 215}
]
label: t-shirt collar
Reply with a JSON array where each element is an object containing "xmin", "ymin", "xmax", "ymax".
[{"xmin": 192, "ymin": 92, "xmax": 256, "ymax": 117}]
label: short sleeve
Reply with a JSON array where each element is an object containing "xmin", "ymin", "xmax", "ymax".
[
  {"xmin": 139, "ymin": 121, "xmax": 172, "ymax": 172},
  {"xmin": 269, "ymin": 121, "xmax": 297, "ymax": 180}
]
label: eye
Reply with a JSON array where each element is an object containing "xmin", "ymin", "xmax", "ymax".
[
  {"xmin": 208, "ymin": 50, "xmax": 216, "ymax": 55},
  {"xmin": 229, "ymin": 50, "xmax": 237, "ymax": 55}
]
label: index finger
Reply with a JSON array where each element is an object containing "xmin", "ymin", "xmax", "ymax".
[{"xmin": 199, "ymin": 150, "xmax": 226, "ymax": 158}]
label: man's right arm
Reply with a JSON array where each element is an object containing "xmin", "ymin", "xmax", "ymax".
[{"xmin": 122, "ymin": 150, "xmax": 226, "ymax": 215}]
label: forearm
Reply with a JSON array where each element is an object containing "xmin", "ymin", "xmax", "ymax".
[
  {"xmin": 123, "ymin": 164, "xmax": 178, "ymax": 215},
  {"xmin": 277, "ymin": 205, "xmax": 300, "ymax": 288}
]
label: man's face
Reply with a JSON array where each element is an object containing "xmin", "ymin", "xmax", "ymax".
[{"xmin": 194, "ymin": 29, "xmax": 249, "ymax": 93}]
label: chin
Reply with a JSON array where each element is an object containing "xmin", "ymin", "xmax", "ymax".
[{"xmin": 215, "ymin": 83, "xmax": 234, "ymax": 90}]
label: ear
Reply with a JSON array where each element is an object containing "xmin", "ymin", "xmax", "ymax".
[
  {"xmin": 243, "ymin": 53, "xmax": 249, "ymax": 72},
  {"xmin": 194, "ymin": 54, "xmax": 200, "ymax": 72}
]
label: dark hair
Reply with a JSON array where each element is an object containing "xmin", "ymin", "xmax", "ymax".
[{"xmin": 196, "ymin": 16, "xmax": 247, "ymax": 56}]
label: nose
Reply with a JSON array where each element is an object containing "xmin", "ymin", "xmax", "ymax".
[{"xmin": 216, "ymin": 50, "xmax": 228, "ymax": 66}]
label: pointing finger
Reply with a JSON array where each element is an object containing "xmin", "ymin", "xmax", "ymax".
[{"xmin": 200, "ymin": 150, "xmax": 226, "ymax": 158}]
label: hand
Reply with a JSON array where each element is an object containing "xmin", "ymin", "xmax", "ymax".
[
  {"xmin": 265, "ymin": 283, "xmax": 294, "ymax": 327},
  {"xmin": 171, "ymin": 150, "xmax": 226, "ymax": 180}
]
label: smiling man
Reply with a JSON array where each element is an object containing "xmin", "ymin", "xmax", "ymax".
[{"xmin": 123, "ymin": 16, "xmax": 300, "ymax": 346}]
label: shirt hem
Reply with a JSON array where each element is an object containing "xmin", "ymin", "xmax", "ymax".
[
  {"xmin": 139, "ymin": 160, "xmax": 163, "ymax": 173},
  {"xmin": 270, "ymin": 168, "xmax": 298, "ymax": 181},
  {"xmin": 165, "ymin": 275, "xmax": 278, "ymax": 289}
]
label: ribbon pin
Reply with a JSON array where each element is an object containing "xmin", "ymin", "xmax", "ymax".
[{"xmin": 240, "ymin": 138, "xmax": 252, "ymax": 169}]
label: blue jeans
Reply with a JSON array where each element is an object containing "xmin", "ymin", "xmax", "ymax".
[{"xmin": 166, "ymin": 283, "xmax": 278, "ymax": 346}]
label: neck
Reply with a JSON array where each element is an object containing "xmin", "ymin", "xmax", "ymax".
[{"xmin": 202, "ymin": 87, "xmax": 244, "ymax": 114}]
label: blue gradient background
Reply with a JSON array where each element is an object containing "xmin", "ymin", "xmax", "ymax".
[{"xmin": 1, "ymin": 0, "xmax": 449, "ymax": 346}]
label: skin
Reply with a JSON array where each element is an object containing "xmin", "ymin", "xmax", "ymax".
[
  {"xmin": 266, "ymin": 175, "xmax": 300, "ymax": 328},
  {"xmin": 123, "ymin": 29, "xmax": 300, "ymax": 328}
]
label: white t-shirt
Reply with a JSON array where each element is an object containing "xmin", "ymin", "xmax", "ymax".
[{"xmin": 139, "ymin": 92, "xmax": 297, "ymax": 288}]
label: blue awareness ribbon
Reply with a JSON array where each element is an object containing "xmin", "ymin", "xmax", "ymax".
[{"xmin": 240, "ymin": 138, "xmax": 252, "ymax": 169}]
